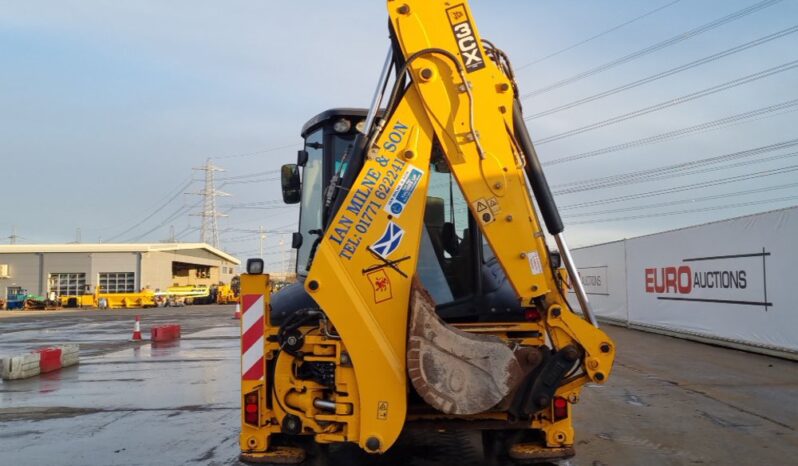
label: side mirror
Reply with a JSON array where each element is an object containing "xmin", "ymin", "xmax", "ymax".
[{"xmin": 281, "ymin": 164, "xmax": 301, "ymax": 204}]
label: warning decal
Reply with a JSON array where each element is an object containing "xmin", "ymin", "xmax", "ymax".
[
  {"xmin": 472, "ymin": 198, "xmax": 494, "ymax": 224},
  {"xmin": 528, "ymin": 251, "xmax": 543, "ymax": 275},
  {"xmin": 487, "ymin": 197, "xmax": 501, "ymax": 214},
  {"xmin": 377, "ymin": 401, "xmax": 389, "ymax": 420}
]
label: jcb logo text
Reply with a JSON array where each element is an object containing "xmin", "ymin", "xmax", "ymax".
[{"xmin": 447, "ymin": 5, "xmax": 485, "ymax": 73}]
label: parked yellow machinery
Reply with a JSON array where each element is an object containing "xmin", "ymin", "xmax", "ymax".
[
  {"xmin": 60, "ymin": 286, "xmax": 156, "ymax": 309},
  {"xmin": 215, "ymin": 284, "xmax": 238, "ymax": 304},
  {"xmin": 155, "ymin": 283, "xmax": 239, "ymax": 305},
  {"xmin": 161, "ymin": 284, "xmax": 211, "ymax": 300},
  {"xmin": 239, "ymin": 1, "xmax": 615, "ymax": 464},
  {"xmin": 59, "ymin": 294, "xmax": 95, "ymax": 308}
]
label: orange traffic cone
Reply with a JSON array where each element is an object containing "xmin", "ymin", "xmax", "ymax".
[
  {"xmin": 131, "ymin": 315, "xmax": 142, "ymax": 341},
  {"xmin": 233, "ymin": 303, "xmax": 241, "ymax": 320}
]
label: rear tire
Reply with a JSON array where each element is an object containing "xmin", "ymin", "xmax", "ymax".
[{"xmin": 482, "ymin": 430, "xmax": 514, "ymax": 466}]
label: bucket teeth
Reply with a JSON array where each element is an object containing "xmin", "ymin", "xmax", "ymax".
[{"xmin": 407, "ymin": 277, "xmax": 525, "ymax": 415}]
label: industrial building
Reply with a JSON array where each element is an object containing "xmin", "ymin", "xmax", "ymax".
[{"xmin": 0, "ymin": 243, "xmax": 240, "ymax": 299}]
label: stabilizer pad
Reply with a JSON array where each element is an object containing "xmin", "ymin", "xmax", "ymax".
[
  {"xmin": 240, "ymin": 446, "xmax": 305, "ymax": 464},
  {"xmin": 509, "ymin": 443, "xmax": 575, "ymax": 462}
]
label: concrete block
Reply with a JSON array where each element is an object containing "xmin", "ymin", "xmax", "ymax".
[
  {"xmin": 59, "ymin": 343, "xmax": 79, "ymax": 356},
  {"xmin": 60, "ymin": 344, "xmax": 80, "ymax": 368},
  {"xmin": 61, "ymin": 355, "xmax": 79, "ymax": 368},
  {"xmin": 1, "ymin": 352, "xmax": 41, "ymax": 380}
]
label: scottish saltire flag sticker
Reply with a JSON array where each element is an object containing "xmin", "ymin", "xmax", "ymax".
[{"xmin": 371, "ymin": 221, "xmax": 405, "ymax": 258}]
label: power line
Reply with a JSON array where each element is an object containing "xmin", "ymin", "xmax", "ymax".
[
  {"xmin": 125, "ymin": 200, "xmax": 201, "ymax": 242},
  {"xmin": 554, "ymin": 150, "xmax": 798, "ymax": 195},
  {"xmin": 559, "ymin": 164, "xmax": 798, "ymax": 210},
  {"xmin": 214, "ymin": 216, "xmax": 289, "ymax": 229},
  {"xmin": 211, "ymin": 143, "xmax": 299, "ymax": 161},
  {"xmin": 543, "ymin": 97, "xmax": 798, "ymax": 166},
  {"xmin": 216, "ymin": 169, "xmax": 280, "ymax": 182},
  {"xmin": 220, "ymin": 200, "xmax": 285, "ymax": 208},
  {"xmin": 516, "ymin": 0, "xmax": 683, "ymax": 71},
  {"xmin": 224, "ymin": 205, "xmax": 295, "ymax": 211},
  {"xmin": 173, "ymin": 224, "xmax": 196, "ymax": 241},
  {"xmin": 105, "ymin": 177, "xmax": 194, "ymax": 242},
  {"xmin": 567, "ymin": 195, "xmax": 798, "ymax": 225},
  {"xmin": 553, "ymin": 139, "xmax": 798, "ymax": 189},
  {"xmin": 224, "ymin": 233, "xmax": 261, "ymax": 242},
  {"xmin": 177, "ymin": 230, "xmax": 198, "ymax": 241},
  {"xmin": 564, "ymin": 150, "xmax": 798, "ymax": 192},
  {"xmin": 563, "ymin": 181, "xmax": 798, "ymax": 218},
  {"xmin": 219, "ymin": 177, "xmax": 280, "ymax": 187},
  {"xmin": 218, "ymin": 225, "xmax": 294, "ymax": 234},
  {"xmin": 534, "ymin": 59, "xmax": 798, "ymax": 144},
  {"xmin": 229, "ymin": 248, "xmax": 286, "ymax": 257},
  {"xmin": 551, "ymin": 139, "xmax": 798, "ymax": 194},
  {"xmin": 524, "ymin": 25, "xmax": 798, "ymax": 120},
  {"xmin": 521, "ymin": 0, "xmax": 784, "ymax": 100}
]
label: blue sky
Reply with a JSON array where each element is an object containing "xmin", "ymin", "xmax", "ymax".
[{"xmin": 1, "ymin": 0, "xmax": 796, "ymax": 269}]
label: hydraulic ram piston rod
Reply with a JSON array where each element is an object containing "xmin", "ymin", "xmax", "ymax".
[{"xmin": 554, "ymin": 233, "xmax": 598, "ymax": 327}]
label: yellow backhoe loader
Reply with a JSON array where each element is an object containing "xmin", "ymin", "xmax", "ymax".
[{"xmin": 239, "ymin": 1, "xmax": 615, "ymax": 463}]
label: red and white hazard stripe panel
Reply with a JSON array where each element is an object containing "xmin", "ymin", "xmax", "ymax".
[{"xmin": 241, "ymin": 294, "xmax": 265, "ymax": 381}]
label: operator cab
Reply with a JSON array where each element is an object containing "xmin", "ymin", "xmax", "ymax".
[{"xmin": 273, "ymin": 108, "xmax": 522, "ymax": 324}]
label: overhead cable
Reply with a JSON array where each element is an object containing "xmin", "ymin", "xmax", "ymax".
[
  {"xmin": 211, "ymin": 143, "xmax": 299, "ymax": 161},
  {"xmin": 105, "ymin": 177, "xmax": 193, "ymax": 242},
  {"xmin": 521, "ymin": 0, "xmax": 784, "ymax": 100},
  {"xmin": 563, "ymin": 181, "xmax": 798, "ymax": 218},
  {"xmin": 525, "ymin": 25, "xmax": 798, "ymax": 120},
  {"xmin": 543, "ymin": 98, "xmax": 798, "ymax": 166},
  {"xmin": 552, "ymin": 140, "xmax": 798, "ymax": 194},
  {"xmin": 516, "ymin": 0, "xmax": 683, "ymax": 71},
  {"xmin": 559, "ymin": 164, "xmax": 798, "ymax": 210},
  {"xmin": 534, "ymin": 59, "xmax": 798, "ymax": 144},
  {"xmin": 567, "ymin": 195, "xmax": 798, "ymax": 224},
  {"xmin": 126, "ymin": 200, "xmax": 202, "ymax": 242}
]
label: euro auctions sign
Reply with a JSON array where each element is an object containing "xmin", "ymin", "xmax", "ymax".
[
  {"xmin": 621, "ymin": 206, "xmax": 798, "ymax": 354},
  {"xmin": 569, "ymin": 207, "xmax": 798, "ymax": 354},
  {"xmin": 643, "ymin": 250, "xmax": 771, "ymax": 311}
]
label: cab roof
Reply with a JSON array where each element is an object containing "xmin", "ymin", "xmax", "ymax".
[{"xmin": 301, "ymin": 108, "xmax": 368, "ymax": 138}]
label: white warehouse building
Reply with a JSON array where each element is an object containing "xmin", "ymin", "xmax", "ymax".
[{"xmin": 0, "ymin": 243, "xmax": 240, "ymax": 299}]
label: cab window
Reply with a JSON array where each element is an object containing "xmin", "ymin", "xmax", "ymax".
[
  {"xmin": 296, "ymin": 129, "xmax": 324, "ymax": 274},
  {"xmin": 418, "ymin": 154, "xmax": 473, "ymax": 303}
]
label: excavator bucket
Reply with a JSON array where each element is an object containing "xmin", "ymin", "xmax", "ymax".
[{"xmin": 407, "ymin": 277, "xmax": 526, "ymax": 415}]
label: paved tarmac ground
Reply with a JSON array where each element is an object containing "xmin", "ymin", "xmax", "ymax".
[{"xmin": 1, "ymin": 306, "xmax": 796, "ymax": 465}]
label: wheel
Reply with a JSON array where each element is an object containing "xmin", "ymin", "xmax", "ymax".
[{"xmin": 482, "ymin": 430, "xmax": 515, "ymax": 466}]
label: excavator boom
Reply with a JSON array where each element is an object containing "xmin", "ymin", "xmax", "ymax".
[{"xmin": 240, "ymin": 1, "xmax": 615, "ymax": 463}]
